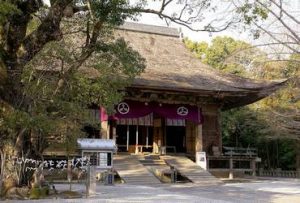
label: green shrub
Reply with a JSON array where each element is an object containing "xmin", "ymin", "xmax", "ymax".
[{"xmin": 29, "ymin": 187, "xmax": 41, "ymax": 199}]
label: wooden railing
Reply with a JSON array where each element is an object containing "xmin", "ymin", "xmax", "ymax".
[
  {"xmin": 223, "ymin": 147, "xmax": 257, "ymax": 157},
  {"xmin": 207, "ymin": 147, "xmax": 258, "ymax": 179},
  {"xmin": 258, "ymin": 169, "xmax": 300, "ymax": 178}
]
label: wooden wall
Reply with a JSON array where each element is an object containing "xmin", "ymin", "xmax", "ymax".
[
  {"xmin": 186, "ymin": 120, "xmax": 195, "ymax": 154},
  {"xmin": 201, "ymin": 104, "xmax": 222, "ymax": 154}
]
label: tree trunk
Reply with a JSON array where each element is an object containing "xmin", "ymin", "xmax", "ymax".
[
  {"xmin": 0, "ymin": 143, "xmax": 17, "ymax": 196},
  {"xmin": 14, "ymin": 128, "xmax": 27, "ymax": 158},
  {"xmin": 0, "ymin": 128, "xmax": 27, "ymax": 192}
]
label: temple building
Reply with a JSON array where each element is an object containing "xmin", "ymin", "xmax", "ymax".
[{"xmin": 99, "ymin": 22, "xmax": 286, "ymax": 158}]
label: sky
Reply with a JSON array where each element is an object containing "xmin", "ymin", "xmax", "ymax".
[
  {"xmin": 42, "ymin": 0, "xmax": 300, "ymax": 46},
  {"xmin": 129, "ymin": 10, "xmax": 248, "ymax": 43},
  {"xmin": 129, "ymin": 0, "xmax": 300, "ymax": 46},
  {"xmin": 42, "ymin": 0, "xmax": 250, "ymax": 43},
  {"xmin": 128, "ymin": 0, "xmax": 249, "ymax": 43}
]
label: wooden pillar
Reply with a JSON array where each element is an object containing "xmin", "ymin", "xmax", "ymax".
[
  {"xmin": 101, "ymin": 121, "xmax": 110, "ymax": 139},
  {"xmin": 195, "ymin": 123, "xmax": 203, "ymax": 153},
  {"xmin": 185, "ymin": 121, "xmax": 194, "ymax": 154},
  {"xmin": 153, "ymin": 119, "xmax": 163, "ymax": 154},
  {"xmin": 251, "ymin": 159, "xmax": 256, "ymax": 177},
  {"xmin": 163, "ymin": 122, "xmax": 167, "ymax": 147},
  {"xmin": 146, "ymin": 126, "xmax": 149, "ymax": 148},
  {"xmin": 112, "ymin": 124, "xmax": 116, "ymax": 141},
  {"xmin": 135, "ymin": 125, "xmax": 139, "ymax": 154},
  {"xmin": 153, "ymin": 127, "xmax": 162, "ymax": 154},
  {"xmin": 229, "ymin": 158, "xmax": 234, "ymax": 179},
  {"xmin": 217, "ymin": 109, "xmax": 222, "ymax": 153},
  {"xmin": 126, "ymin": 125, "xmax": 129, "ymax": 151}
]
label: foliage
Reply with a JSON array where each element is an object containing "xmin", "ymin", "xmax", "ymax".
[
  {"xmin": 0, "ymin": 0, "xmax": 147, "ymax": 186},
  {"xmin": 185, "ymin": 36, "xmax": 299, "ymax": 169},
  {"xmin": 184, "ymin": 36, "xmax": 262, "ymax": 76},
  {"xmin": 90, "ymin": 0, "xmax": 142, "ymax": 25},
  {"xmin": 255, "ymin": 54, "xmax": 300, "ymax": 139},
  {"xmin": 236, "ymin": 2, "xmax": 268, "ymax": 26},
  {"xmin": 0, "ymin": 2, "xmax": 20, "ymax": 24}
]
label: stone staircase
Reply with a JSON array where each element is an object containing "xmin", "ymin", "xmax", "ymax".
[
  {"xmin": 139, "ymin": 154, "xmax": 166, "ymax": 166},
  {"xmin": 139, "ymin": 154, "xmax": 172, "ymax": 183},
  {"xmin": 114, "ymin": 155, "xmax": 161, "ymax": 185},
  {"xmin": 160, "ymin": 155, "xmax": 222, "ymax": 185}
]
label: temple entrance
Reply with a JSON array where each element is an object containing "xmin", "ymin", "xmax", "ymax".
[
  {"xmin": 116, "ymin": 125, "xmax": 153, "ymax": 153},
  {"xmin": 166, "ymin": 126, "xmax": 186, "ymax": 153},
  {"xmin": 103, "ymin": 100, "xmax": 202, "ymax": 155}
]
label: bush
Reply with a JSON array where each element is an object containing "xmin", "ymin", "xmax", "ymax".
[
  {"xmin": 29, "ymin": 186, "xmax": 49, "ymax": 199},
  {"xmin": 29, "ymin": 187, "xmax": 41, "ymax": 199}
]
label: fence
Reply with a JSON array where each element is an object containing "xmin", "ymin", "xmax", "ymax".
[
  {"xmin": 222, "ymin": 147, "xmax": 257, "ymax": 157},
  {"xmin": 258, "ymin": 169, "xmax": 300, "ymax": 178}
]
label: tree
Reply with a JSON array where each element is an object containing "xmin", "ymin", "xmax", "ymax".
[
  {"xmin": 254, "ymin": 53, "xmax": 300, "ymax": 169},
  {"xmin": 234, "ymin": 0, "xmax": 299, "ymax": 54},
  {"xmin": 184, "ymin": 36, "xmax": 263, "ymax": 76},
  {"xmin": 0, "ymin": 0, "xmax": 148, "ymax": 190},
  {"xmin": 229, "ymin": 0, "xmax": 300, "ymax": 169},
  {"xmin": 185, "ymin": 36, "xmax": 299, "ymax": 169},
  {"xmin": 0, "ymin": 0, "xmax": 253, "ymax": 191}
]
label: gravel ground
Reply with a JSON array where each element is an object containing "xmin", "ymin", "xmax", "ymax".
[{"xmin": 7, "ymin": 178, "xmax": 300, "ymax": 203}]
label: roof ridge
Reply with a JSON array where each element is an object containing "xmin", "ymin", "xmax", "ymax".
[{"xmin": 117, "ymin": 21, "xmax": 180, "ymax": 38}]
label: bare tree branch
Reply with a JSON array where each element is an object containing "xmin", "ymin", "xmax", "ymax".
[
  {"xmin": 253, "ymin": 22, "xmax": 300, "ymax": 54},
  {"xmin": 270, "ymin": 0, "xmax": 300, "ymax": 24},
  {"xmin": 255, "ymin": 0, "xmax": 300, "ymax": 43}
]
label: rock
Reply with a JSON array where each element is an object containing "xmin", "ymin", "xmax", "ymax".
[
  {"xmin": 1, "ymin": 177, "xmax": 16, "ymax": 196},
  {"xmin": 16, "ymin": 187, "xmax": 30, "ymax": 198},
  {"xmin": 5, "ymin": 186, "xmax": 29, "ymax": 200}
]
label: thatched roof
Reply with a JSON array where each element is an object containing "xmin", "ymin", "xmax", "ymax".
[{"xmin": 115, "ymin": 22, "xmax": 287, "ymax": 109}]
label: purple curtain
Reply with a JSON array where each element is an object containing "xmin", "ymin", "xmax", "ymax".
[{"xmin": 101, "ymin": 100, "xmax": 203, "ymax": 124}]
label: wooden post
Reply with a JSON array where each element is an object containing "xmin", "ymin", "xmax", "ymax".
[
  {"xmin": 206, "ymin": 157, "xmax": 209, "ymax": 170},
  {"xmin": 229, "ymin": 158, "xmax": 234, "ymax": 179},
  {"xmin": 126, "ymin": 125, "xmax": 129, "ymax": 151},
  {"xmin": 153, "ymin": 127, "xmax": 163, "ymax": 154},
  {"xmin": 163, "ymin": 120, "xmax": 167, "ymax": 147},
  {"xmin": 185, "ymin": 121, "xmax": 193, "ymax": 154},
  {"xmin": 251, "ymin": 159, "xmax": 256, "ymax": 177},
  {"xmin": 146, "ymin": 126, "xmax": 149, "ymax": 148},
  {"xmin": 101, "ymin": 121, "xmax": 109, "ymax": 139},
  {"xmin": 112, "ymin": 124, "xmax": 116, "ymax": 141},
  {"xmin": 195, "ymin": 123, "xmax": 203, "ymax": 154},
  {"xmin": 153, "ymin": 128, "xmax": 159, "ymax": 154},
  {"xmin": 135, "ymin": 125, "xmax": 139, "ymax": 154}
]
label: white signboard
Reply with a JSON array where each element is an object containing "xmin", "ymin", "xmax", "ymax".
[
  {"xmin": 99, "ymin": 153, "xmax": 108, "ymax": 167},
  {"xmin": 196, "ymin": 152, "xmax": 207, "ymax": 170}
]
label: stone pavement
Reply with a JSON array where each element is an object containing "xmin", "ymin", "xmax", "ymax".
[{"xmin": 7, "ymin": 179, "xmax": 300, "ymax": 203}]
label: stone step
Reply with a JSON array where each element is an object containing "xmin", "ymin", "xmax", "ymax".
[
  {"xmin": 114, "ymin": 155, "xmax": 161, "ymax": 185},
  {"xmin": 144, "ymin": 155, "xmax": 161, "ymax": 160},
  {"xmin": 139, "ymin": 160, "xmax": 166, "ymax": 166},
  {"xmin": 160, "ymin": 155, "xmax": 222, "ymax": 185}
]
